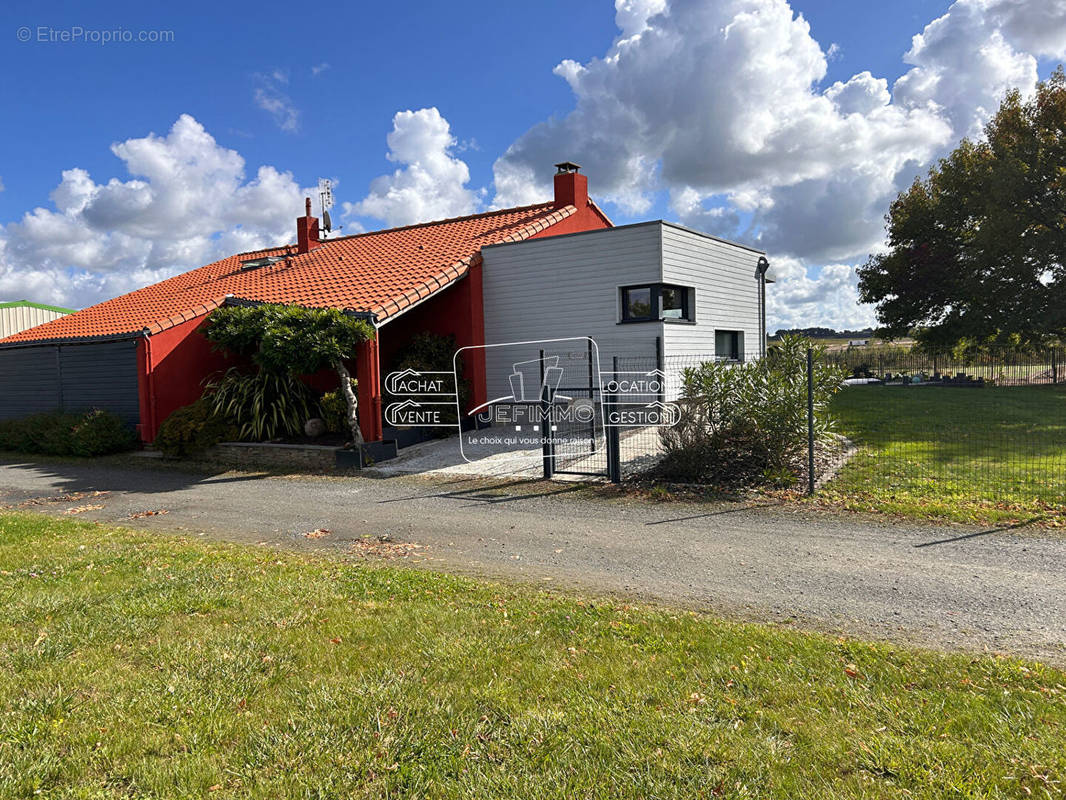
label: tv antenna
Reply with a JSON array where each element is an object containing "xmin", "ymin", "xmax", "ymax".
[{"xmin": 318, "ymin": 178, "xmax": 336, "ymax": 236}]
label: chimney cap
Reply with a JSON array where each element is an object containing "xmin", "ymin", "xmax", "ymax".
[{"xmin": 555, "ymin": 161, "xmax": 581, "ymax": 174}]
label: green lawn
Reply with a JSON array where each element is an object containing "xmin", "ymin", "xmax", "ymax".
[
  {"xmin": 826, "ymin": 384, "xmax": 1066, "ymax": 523},
  {"xmin": 1, "ymin": 513, "xmax": 1064, "ymax": 798}
]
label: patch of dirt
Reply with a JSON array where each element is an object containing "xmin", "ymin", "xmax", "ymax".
[
  {"xmin": 14, "ymin": 490, "xmax": 109, "ymax": 507},
  {"xmin": 349, "ymin": 535, "xmax": 423, "ymax": 559},
  {"xmin": 799, "ymin": 434, "xmax": 857, "ymax": 490}
]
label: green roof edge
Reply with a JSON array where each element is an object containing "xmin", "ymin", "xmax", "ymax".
[{"xmin": 0, "ymin": 300, "xmax": 76, "ymax": 314}]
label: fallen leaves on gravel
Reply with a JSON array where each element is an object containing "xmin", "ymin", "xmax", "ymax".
[
  {"xmin": 303, "ymin": 528, "xmax": 332, "ymax": 539},
  {"xmin": 349, "ymin": 537, "xmax": 422, "ymax": 559},
  {"xmin": 128, "ymin": 510, "xmax": 169, "ymax": 519},
  {"xmin": 15, "ymin": 490, "xmax": 110, "ymax": 508},
  {"xmin": 65, "ymin": 504, "xmax": 104, "ymax": 515}
]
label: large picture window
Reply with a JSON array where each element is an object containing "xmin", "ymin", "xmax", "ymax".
[{"xmin": 620, "ymin": 284, "xmax": 693, "ymax": 322}]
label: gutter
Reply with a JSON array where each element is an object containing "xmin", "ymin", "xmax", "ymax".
[{"xmin": 0, "ymin": 330, "xmax": 145, "ymax": 350}]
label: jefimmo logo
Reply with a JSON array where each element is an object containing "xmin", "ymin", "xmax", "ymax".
[
  {"xmin": 382, "ymin": 337, "xmax": 681, "ymax": 471},
  {"xmin": 453, "ymin": 337, "xmax": 607, "ymax": 466}
]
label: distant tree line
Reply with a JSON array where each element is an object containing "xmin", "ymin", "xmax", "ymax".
[{"xmin": 770, "ymin": 327, "xmax": 875, "ymax": 341}]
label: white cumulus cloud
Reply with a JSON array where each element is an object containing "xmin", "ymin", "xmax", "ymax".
[
  {"xmin": 345, "ymin": 108, "xmax": 482, "ymax": 228},
  {"xmin": 253, "ymin": 70, "xmax": 300, "ymax": 133},
  {"xmin": 494, "ymin": 0, "xmax": 1061, "ymax": 330},
  {"xmin": 766, "ymin": 258, "xmax": 878, "ymax": 331},
  {"xmin": 0, "ymin": 114, "xmax": 313, "ymax": 309}
]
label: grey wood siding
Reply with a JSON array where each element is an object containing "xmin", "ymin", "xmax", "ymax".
[
  {"xmin": 480, "ymin": 224, "xmax": 665, "ymax": 399},
  {"xmin": 0, "ymin": 339, "xmax": 140, "ymax": 424},
  {"xmin": 659, "ymin": 223, "xmax": 764, "ymax": 362},
  {"xmin": 480, "ymin": 221, "xmax": 766, "ymax": 400}
]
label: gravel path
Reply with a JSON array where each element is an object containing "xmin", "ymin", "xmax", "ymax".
[{"xmin": 2, "ymin": 457, "xmax": 1064, "ymax": 665}]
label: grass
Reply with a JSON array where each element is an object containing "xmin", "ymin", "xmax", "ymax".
[
  {"xmin": 1, "ymin": 513, "xmax": 1065, "ymax": 798},
  {"xmin": 826, "ymin": 384, "xmax": 1066, "ymax": 524}
]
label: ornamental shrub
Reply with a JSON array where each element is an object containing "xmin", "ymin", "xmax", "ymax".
[
  {"xmin": 321, "ymin": 380, "xmax": 357, "ymax": 434},
  {"xmin": 204, "ymin": 368, "xmax": 318, "ymax": 442},
  {"xmin": 68, "ymin": 409, "xmax": 138, "ymax": 456},
  {"xmin": 656, "ymin": 336, "xmax": 847, "ymax": 486},
  {"xmin": 0, "ymin": 409, "xmax": 135, "ymax": 456},
  {"xmin": 155, "ymin": 399, "xmax": 239, "ymax": 458}
]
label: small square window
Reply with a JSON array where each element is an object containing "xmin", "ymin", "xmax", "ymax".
[{"xmin": 715, "ymin": 330, "xmax": 743, "ymax": 361}]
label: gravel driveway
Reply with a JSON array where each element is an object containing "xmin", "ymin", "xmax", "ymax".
[{"xmin": 2, "ymin": 457, "xmax": 1064, "ymax": 665}]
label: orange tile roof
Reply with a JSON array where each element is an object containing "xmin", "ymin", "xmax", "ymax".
[{"xmin": 1, "ymin": 203, "xmax": 579, "ymax": 344}]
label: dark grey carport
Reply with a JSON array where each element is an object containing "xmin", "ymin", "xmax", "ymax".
[{"xmin": 0, "ymin": 336, "xmax": 141, "ymax": 424}]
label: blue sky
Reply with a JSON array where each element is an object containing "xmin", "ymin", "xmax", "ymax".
[
  {"xmin": 0, "ymin": 0, "xmax": 947, "ymax": 221},
  {"xmin": 0, "ymin": 0, "xmax": 1062, "ymax": 328}
]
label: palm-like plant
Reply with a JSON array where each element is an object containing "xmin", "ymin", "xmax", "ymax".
[{"xmin": 205, "ymin": 368, "xmax": 318, "ymax": 442}]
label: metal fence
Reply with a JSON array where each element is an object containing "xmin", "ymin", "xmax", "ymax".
[
  {"xmin": 820, "ymin": 345, "xmax": 1066, "ymax": 507},
  {"xmin": 592, "ymin": 345, "xmax": 1066, "ymax": 510}
]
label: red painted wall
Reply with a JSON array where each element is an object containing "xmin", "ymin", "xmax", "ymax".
[
  {"xmin": 137, "ymin": 315, "xmax": 238, "ymax": 441},
  {"xmin": 535, "ymin": 203, "xmax": 612, "ymax": 238}
]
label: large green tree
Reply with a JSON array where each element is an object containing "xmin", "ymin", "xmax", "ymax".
[
  {"xmin": 858, "ymin": 68, "xmax": 1066, "ymax": 347},
  {"xmin": 205, "ymin": 304, "xmax": 375, "ymax": 443}
]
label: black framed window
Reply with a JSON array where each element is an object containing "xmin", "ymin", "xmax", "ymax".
[
  {"xmin": 715, "ymin": 330, "xmax": 743, "ymax": 361},
  {"xmin": 620, "ymin": 283, "xmax": 692, "ymax": 322},
  {"xmin": 622, "ymin": 286, "xmax": 653, "ymax": 320}
]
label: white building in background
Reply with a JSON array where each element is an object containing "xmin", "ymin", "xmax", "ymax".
[{"xmin": 0, "ymin": 301, "xmax": 74, "ymax": 339}]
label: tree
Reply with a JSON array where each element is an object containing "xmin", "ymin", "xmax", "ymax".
[
  {"xmin": 858, "ymin": 68, "xmax": 1066, "ymax": 347},
  {"xmin": 205, "ymin": 304, "xmax": 375, "ymax": 444}
]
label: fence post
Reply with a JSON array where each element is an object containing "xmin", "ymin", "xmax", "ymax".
[
  {"xmin": 807, "ymin": 347, "xmax": 816, "ymax": 496},
  {"xmin": 606, "ymin": 355, "xmax": 622, "ymax": 483},
  {"xmin": 655, "ymin": 335, "xmax": 665, "ymax": 404},
  {"xmin": 587, "ymin": 337, "xmax": 597, "ymax": 454},
  {"xmin": 541, "ymin": 383, "xmax": 554, "ymax": 480}
]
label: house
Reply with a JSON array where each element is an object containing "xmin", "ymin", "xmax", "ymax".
[
  {"xmin": 0, "ymin": 300, "xmax": 74, "ymax": 338},
  {"xmin": 0, "ymin": 164, "xmax": 771, "ymax": 443},
  {"xmin": 480, "ymin": 219, "xmax": 770, "ymax": 401},
  {"xmin": 849, "ymin": 339, "xmax": 869, "ymax": 347},
  {"xmin": 0, "ymin": 165, "xmax": 610, "ymax": 441}
]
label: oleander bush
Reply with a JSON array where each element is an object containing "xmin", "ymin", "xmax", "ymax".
[{"xmin": 656, "ymin": 336, "xmax": 847, "ymax": 486}]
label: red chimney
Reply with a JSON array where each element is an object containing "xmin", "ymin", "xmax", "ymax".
[
  {"xmin": 296, "ymin": 197, "xmax": 322, "ymax": 253},
  {"xmin": 553, "ymin": 161, "xmax": 588, "ymax": 210}
]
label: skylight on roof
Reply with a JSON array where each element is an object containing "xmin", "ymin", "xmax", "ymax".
[{"xmin": 240, "ymin": 256, "xmax": 286, "ymax": 271}]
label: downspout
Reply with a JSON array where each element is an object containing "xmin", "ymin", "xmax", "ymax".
[
  {"xmin": 755, "ymin": 256, "xmax": 770, "ymax": 359},
  {"xmin": 142, "ymin": 329, "xmax": 158, "ymax": 441}
]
